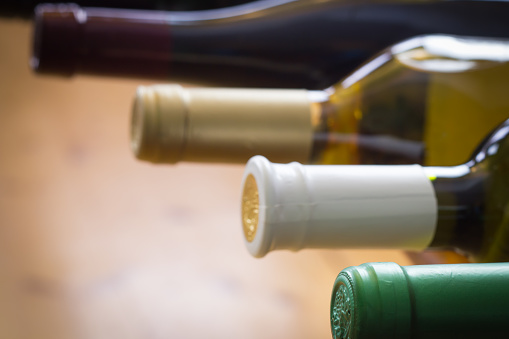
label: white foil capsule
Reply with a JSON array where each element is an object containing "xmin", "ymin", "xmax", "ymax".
[{"xmin": 241, "ymin": 156, "xmax": 438, "ymax": 258}]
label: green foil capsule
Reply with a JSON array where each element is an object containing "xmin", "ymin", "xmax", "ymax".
[{"xmin": 331, "ymin": 262, "xmax": 509, "ymax": 339}]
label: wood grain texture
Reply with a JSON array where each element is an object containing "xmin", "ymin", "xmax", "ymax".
[{"xmin": 0, "ymin": 19, "xmax": 465, "ymax": 339}]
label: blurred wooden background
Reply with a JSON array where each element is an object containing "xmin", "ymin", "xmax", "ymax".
[{"xmin": 0, "ymin": 18, "xmax": 464, "ymax": 339}]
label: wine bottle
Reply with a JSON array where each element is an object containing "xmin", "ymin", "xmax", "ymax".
[
  {"xmin": 0, "ymin": 0, "xmax": 250, "ymax": 19},
  {"xmin": 32, "ymin": 1, "xmax": 509, "ymax": 89},
  {"xmin": 132, "ymin": 35, "xmax": 509, "ymax": 167},
  {"xmin": 240, "ymin": 117, "xmax": 509, "ymax": 262},
  {"xmin": 330, "ymin": 262, "xmax": 509, "ymax": 339}
]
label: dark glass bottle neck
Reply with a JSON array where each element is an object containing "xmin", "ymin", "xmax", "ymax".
[{"xmin": 424, "ymin": 164, "xmax": 487, "ymax": 256}]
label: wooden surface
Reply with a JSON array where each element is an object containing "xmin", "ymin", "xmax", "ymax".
[{"xmin": 0, "ymin": 19, "xmax": 465, "ymax": 339}]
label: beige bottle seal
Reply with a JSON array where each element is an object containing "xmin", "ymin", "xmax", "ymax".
[{"xmin": 131, "ymin": 85, "xmax": 314, "ymax": 164}]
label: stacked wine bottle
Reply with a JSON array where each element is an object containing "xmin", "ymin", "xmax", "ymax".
[{"xmin": 26, "ymin": 0, "xmax": 509, "ymax": 338}]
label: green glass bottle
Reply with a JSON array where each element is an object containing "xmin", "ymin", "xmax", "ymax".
[
  {"xmin": 331, "ymin": 262, "xmax": 509, "ymax": 339},
  {"xmin": 132, "ymin": 35, "xmax": 509, "ymax": 167},
  {"xmin": 240, "ymin": 118, "xmax": 509, "ymax": 262}
]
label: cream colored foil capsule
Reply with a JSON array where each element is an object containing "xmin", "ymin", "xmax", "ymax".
[{"xmin": 131, "ymin": 85, "xmax": 314, "ymax": 164}]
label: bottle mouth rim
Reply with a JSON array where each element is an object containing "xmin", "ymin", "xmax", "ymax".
[
  {"xmin": 331, "ymin": 263, "xmax": 413, "ymax": 339},
  {"xmin": 129, "ymin": 85, "xmax": 188, "ymax": 164},
  {"xmin": 241, "ymin": 156, "xmax": 274, "ymax": 258},
  {"xmin": 330, "ymin": 275, "xmax": 355, "ymax": 339}
]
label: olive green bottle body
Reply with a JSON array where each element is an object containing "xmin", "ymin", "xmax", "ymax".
[
  {"xmin": 315, "ymin": 35, "xmax": 509, "ymax": 167},
  {"xmin": 331, "ymin": 262, "xmax": 509, "ymax": 339}
]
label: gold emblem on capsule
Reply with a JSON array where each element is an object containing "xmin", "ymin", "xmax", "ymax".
[{"xmin": 242, "ymin": 174, "xmax": 259, "ymax": 242}]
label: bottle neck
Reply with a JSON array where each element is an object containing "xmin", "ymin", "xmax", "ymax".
[
  {"xmin": 32, "ymin": 1, "xmax": 341, "ymax": 88},
  {"xmin": 423, "ymin": 164, "xmax": 486, "ymax": 254}
]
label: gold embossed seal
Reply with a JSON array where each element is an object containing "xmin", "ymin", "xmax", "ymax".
[{"xmin": 242, "ymin": 174, "xmax": 259, "ymax": 242}]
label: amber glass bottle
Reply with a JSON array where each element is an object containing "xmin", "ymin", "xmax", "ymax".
[{"xmin": 132, "ymin": 35, "xmax": 509, "ymax": 167}]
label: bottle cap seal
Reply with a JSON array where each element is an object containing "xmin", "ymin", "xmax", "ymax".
[
  {"xmin": 32, "ymin": 4, "xmax": 171, "ymax": 79},
  {"xmin": 241, "ymin": 156, "xmax": 437, "ymax": 257},
  {"xmin": 132, "ymin": 85, "xmax": 314, "ymax": 164},
  {"xmin": 32, "ymin": 4, "xmax": 81, "ymax": 76},
  {"xmin": 331, "ymin": 263, "xmax": 412, "ymax": 339}
]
